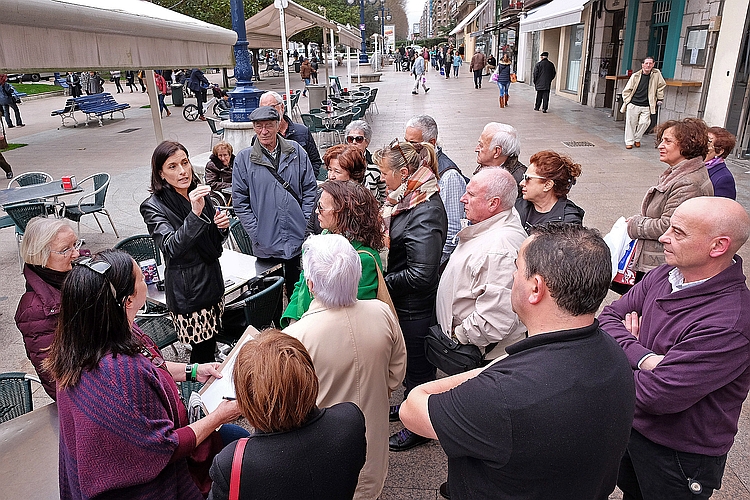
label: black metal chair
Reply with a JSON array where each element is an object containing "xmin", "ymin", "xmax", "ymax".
[
  {"xmin": 4, "ymin": 201, "xmax": 49, "ymax": 269},
  {"xmin": 64, "ymin": 172, "xmax": 119, "ymax": 237},
  {"xmin": 0, "ymin": 372, "xmax": 41, "ymax": 424},
  {"xmin": 114, "ymin": 234, "xmax": 162, "ymax": 266},
  {"xmin": 135, "ymin": 312, "xmax": 179, "ymax": 355},
  {"xmin": 7, "ymin": 171, "xmax": 52, "ymax": 189},
  {"xmin": 206, "ymin": 117, "xmax": 224, "ymax": 149},
  {"xmin": 217, "ymin": 276, "xmax": 285, "ymax": 346},
  {"xmin": 229, "ymin": 218, "xmax": 253, "ymax": 255}
]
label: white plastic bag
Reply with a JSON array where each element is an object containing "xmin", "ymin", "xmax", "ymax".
[{"xmin": 603, "ymin": 217, "xmax": 634, "ymax": 280}]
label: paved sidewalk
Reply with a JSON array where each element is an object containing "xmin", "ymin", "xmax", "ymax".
[{"xmin": 1, "ymin": 66, "xmax": 749, "ymax": 499}]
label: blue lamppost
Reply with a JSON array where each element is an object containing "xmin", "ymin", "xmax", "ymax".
[
  {"xmin": 228, "ymin": 0, "xmax": 263, "ymax": 121},
  {"xmin": 347, "ymin": 0, "xmax": 377, "ymax": 63},
  {"xmin": 373, "ymin": 0, "xmax": 391, "ymax": 52}
]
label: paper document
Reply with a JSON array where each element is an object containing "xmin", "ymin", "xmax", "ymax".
[{"xmin": 199, "ymin": 326, "xmax": 259, "ymax": 413}]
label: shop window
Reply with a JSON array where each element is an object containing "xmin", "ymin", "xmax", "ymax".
[
  {"xmin": 566, "ymin": 24, "xmax": 585, "ymax": 92},
  {"xmin": 681, "ymin": 26, "xmax": 708, "ymax": 66},
  {"xmin": 648, "ymin": 0, "xmax": 671, "ymax": 68}
]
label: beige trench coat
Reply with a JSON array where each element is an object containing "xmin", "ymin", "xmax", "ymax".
[
  {"xmin": 284, "ymin": 298, "xmax": 407, "ymax": 500},
  {"xmin": 627, "ymin": 156, "xmax": 713, "ymax": 273}
]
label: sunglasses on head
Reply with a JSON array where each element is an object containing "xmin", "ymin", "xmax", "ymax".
[
  {"xmin": 75, "ymin": 256, "xmax": 120, "ymax": 305},
  {"xmin": 346, "ymin": 135, "xmax": 366, "ymax": 144},
  {"xmin": 389, "ymin": 138, "xmax": 409, "ymax": 165}
]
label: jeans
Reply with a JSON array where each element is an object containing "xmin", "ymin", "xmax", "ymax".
[
  {"xmin": 497, "ymin": 81, "xmax": 510, "ymax": 97},
  {"xmin": 218, "ymin": 424, "xmax": 250, "ymax": 446},
  {"xmin": 535, "ymin": 90, "xmax": 550, "ymax": 110},
  {"xmin": 618, "ymin": 429, "xmax": 727, "ymax": 500},
  {"xmin": 453, "ymin": 66, "xmax": 459, "ymax": 77},
  {"xmin": 473, "ymin": 69, "xmax": 483, "ymax": 87},
  {"xmin": 195, "ymin": 89, "xmax": 207, "ymax": 116},
  {"xmin": 302, "ymin": 78, "xmax": 310, "ymax": 95},
  {"xmin": 399, "ymin": 316, "xmax": 436, "ymax": 395},
  {"xmin": 158, "ymin": 94, "xmax": 166, "ymax": 114},
  {"xmin": 2, "ymin": 101, "xmax": 23, "ymax": 126}
]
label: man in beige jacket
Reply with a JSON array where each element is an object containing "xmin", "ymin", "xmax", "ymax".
[
  {"xmin": 620, "ymin": 56, "xmax": 666, "ymax": 149},
  {"xmin": 284, "ymin": 234, "xmax": 407, "ymax": 500},
  {"xmin": 436, "ymin": 167, "xmax": 528, "ymax": 361}
]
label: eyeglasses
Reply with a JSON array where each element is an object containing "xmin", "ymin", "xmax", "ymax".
[
  {"xmin": 390, "ymin": 138, "xmax": 409, "ymax": 166},
  {"xmin": 522, "ymin": 173, "xmax": 548, "ymax": 182},
  {"xmin": 316, "ymin": 201, "xmax": 334, "ymax": 212},
  {"xmin": 253, "ymin": 121, "xmax": 278, "ymax": 131},
  {"xmin": 346, "ymin": 135, "xmax": 366, "ymax": 144},
  {"xmin": 75, "ymin": 257, "xmax": 119, "ymax": 305},
  {"xmin": 50, "ymin": 239, "xmax": 83, "ymax": 256}
]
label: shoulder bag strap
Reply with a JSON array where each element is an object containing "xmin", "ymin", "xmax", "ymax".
[
  {"xmin": 229, "ymin": 437, "xmax": 249, "ymax": 500},
  {"xmin": 358, "ymin": 250, "xmax": 397, "ymax": 318},
  {"xmin": 261, "ymin": 162, "xmax": 302, "ymax": 207}
]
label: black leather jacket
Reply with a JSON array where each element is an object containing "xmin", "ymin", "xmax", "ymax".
[
  {"xmin": 385, "ymin": 194, "xmax": 447, "ymax": 320},
  {"xmin": 140, "ymin": 194, "xmax": 227, "ymax": 315}
]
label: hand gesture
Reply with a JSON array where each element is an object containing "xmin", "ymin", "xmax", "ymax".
[
  {"xmin": 189, "ymin": 184, "xmax": 211, "ymax": 217},
  {"xmin": 624, "ymin": 311, "xmax": 641, "ymax": 340},
  {"xmin": 214, "ymin": 209, "xmax": 230, "ymax": 229},
  {"xmin": 196, "ymin": 362, "xmax": 223, "ymax": 383}
]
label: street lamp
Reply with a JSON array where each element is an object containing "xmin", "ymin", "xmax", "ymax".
[
  {"xmin": 228, "ymin": 0, "xmax": 263, "ymax": 121},
  {"xmin": 347, "ymin": 0, "xmax": 377, "ymax": 63},
  {"xmin": 373, "ymin": 0, "xmax": 392, "ymax": 54}
]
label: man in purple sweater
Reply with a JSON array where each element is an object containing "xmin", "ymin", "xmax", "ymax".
[{"xmin": 600, "ymin": 196, "xmax": 750, "ymax": 500}]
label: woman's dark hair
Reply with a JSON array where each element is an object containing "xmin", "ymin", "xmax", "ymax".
[
  {"xmin": 44, "ymin": 249, "xmax": 141, "ymax": 389},
  {"xmin": 529, "ymin": 150, "xmax": 582, "ymax": 198},
  {"xmin": 322, "ymin": 144, "xmax": 367, "ymax": 183},
  {"xmin": 708, "ymin": 126, "xmax": 736, "ymax": 159},
  {"xmin": 148, "ymin": 140, "xmax": 199, "ymax": 194},
  {"xmin": 655, "ymin": 118, "xmax": 709, "ymax": 160},
  {"xmin": 321, "ymin": 180, "xmax": 385, "ymax": 250},
  {"xmin": 233, "ymin": 329, "xmax": 318, "ymax": 433}
]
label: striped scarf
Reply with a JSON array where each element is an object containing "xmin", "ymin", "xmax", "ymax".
[{"xmin": 381, "ymin": 164, "xmax": 440, "ymax": 249}]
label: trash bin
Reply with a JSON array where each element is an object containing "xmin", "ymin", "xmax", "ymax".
[
  {"xmin": 614, "ymin": 93, "xmax": 624, "ymax": 121},
  {"xmin": 171, "ymin": 84, "xmax": 184, "ymax": 107},
  {"xmin": 306, "ymin": 84, "xmax": 327, "ymax": 108},
  {"xmin": 294, "ymin": 60, "xmax": 301, "ymax": 73}
]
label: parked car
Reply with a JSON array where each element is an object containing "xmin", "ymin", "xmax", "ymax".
[{"xmin": 7, "ymin": 73, "xmax": 56, "ymax": 82}]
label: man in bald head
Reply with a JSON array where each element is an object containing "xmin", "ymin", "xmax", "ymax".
[{"xmin": 600, "ymin": 197, "xmax": 750, "ymax": 500}]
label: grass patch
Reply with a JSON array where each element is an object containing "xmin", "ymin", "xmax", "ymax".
[
  {"xmin": 1, "ymin": 143, "xmax": 28, "ymax": 152},
  {"xmin": 13, "ymin": 83, "xmax": 64, "ymax": 95},
  {"xmin": 140, "ymin": 104, "xmax": 172, "ymax": 109}
]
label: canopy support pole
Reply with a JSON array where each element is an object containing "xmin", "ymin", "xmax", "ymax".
[
  {"xmin": 279, "ymin": 6, "xmax": 292, "ymax": 104},
  {"xmin": 347, "ymin": 45, "xmax": 352, "ymax": 88},
  {"xmin": 330, "ymin": 28, "xmax": 336, "ymax": 76},
  {"xmin": 145, "ymin": 70, "xmax": 164, "ymax": 144}
]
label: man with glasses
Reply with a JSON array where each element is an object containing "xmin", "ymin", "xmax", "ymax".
[
  {"xmin": 232, "ymin": 106, "xmax": 317, "ymax": 299},
  {"xmin": 404, "ymin": 115, "xmax": 467, "ymax": 266},
  {"xmin": 259, "ymin": 91, "xmax": 323, "ymax": 178},
  {"xmin": 474, "ymin": 122, "xmax": 526, "ymax": 197}
]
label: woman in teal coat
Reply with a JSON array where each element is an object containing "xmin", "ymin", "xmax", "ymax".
[{"xmin": 281, "ymin": 180, "xmax": 384, "ymax": 326}]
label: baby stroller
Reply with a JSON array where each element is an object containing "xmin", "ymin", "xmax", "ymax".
[{"xmin": 400, "ymin": 59, "xmax": 411, "ymax": 72}]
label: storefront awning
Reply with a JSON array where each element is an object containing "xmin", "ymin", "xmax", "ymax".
[
  {"xmin": 519, "ymin": 0, "xmax": 590, "ymax": 33},
  {"xmin": 449, "ymin": 0, "xmax": 490, "ymax": 36},
  {"xmin": 0, "ymin": 0, "xmax": 238, "ymax": 72},
  {"xmin": 245, "ymin": 1, "xmax": 360, "ymax": 49}
]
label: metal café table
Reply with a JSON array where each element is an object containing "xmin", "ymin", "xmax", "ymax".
[
  {"xmin": 146, "ymin": 249, "xmax": 281, "ymax": 306},
  {"xmin": 0, "ymin": 403, "xmax": 59, "ymax": 499},
  {"xmin": 0, "ymin": 181, "xmax": 83, "ymax": 208}
]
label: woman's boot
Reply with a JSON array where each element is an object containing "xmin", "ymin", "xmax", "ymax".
[{"xmin": 499, "ymin": 97, "xmax": 505, "ymax": 109}]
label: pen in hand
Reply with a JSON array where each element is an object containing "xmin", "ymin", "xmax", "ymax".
[{"xmin": 222, "ymin": 396, "xmax": 236, "ymax": 401}]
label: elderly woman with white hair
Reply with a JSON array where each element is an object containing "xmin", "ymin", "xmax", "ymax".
[
  {"xmin": 15, "ymin": 216, "xmax": 82, "ymax": 399},
  {"xmin": 345, "ymin": 119, "xmax": 387, "ymax": 203},
  {"xmin": 284, "ymin": 234, "xmax": 406, "ymax": 500}
]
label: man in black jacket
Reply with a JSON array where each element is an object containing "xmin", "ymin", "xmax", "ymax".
[
  {"xmin": 259, "ymin": 91, "xmax": 323, "ymax": 178},
  {"xmin": 532, "ymin": 52, "xmax": 556, "ymax": 113}
]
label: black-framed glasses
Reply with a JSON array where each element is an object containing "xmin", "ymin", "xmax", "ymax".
[
  {"xmin": 346, "ymin": 135, "xmax": 366, "ymax": 144},
  {"xmin": 316, "ymin": 201, "xmax": 334, "ymax": 212},
  {"xmin": 390, "ymin": 138, "xmax": 409, "ymax": 165},
  {"xmin": 522, "ymin": 173, "xmax": 548, "ymax": 182},
  {"xmin": 75, "ymin": 257, "xmax": 119, "ymax": 304},
  {"xmin": 50, "ymin": 239, "xmax": 83, "ymax": 256}
]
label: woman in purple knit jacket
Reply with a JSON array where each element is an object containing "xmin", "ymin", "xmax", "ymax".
[
  {"xmin": 44, "ymin": 249, "xmax": 247, "ymax": 500},
  {"xmin": 706, "ymin": 126, "xmax": 737, "ymax": 199}
]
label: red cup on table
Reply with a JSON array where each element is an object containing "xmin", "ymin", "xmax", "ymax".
[{"xmin": 62, "ymin": 176, "xmax": 73, "ymax": 190}]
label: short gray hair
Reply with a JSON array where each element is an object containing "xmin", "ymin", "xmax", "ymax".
[
  {"xmin": 20, "ymin": 216, "xmax": 74, "ymax": 266},
  {"xmin": 260, "ymin": 91, "xmax": 284, "ymax": 105},
  {"xmin": 345, "ymin": 120, "xmax": 372, "ymax": 143},
  {"xmin": 484, "ymin": 122, "xmax": 521, "ymax": 157},
  {"xmin": 405, "ymin": 115, "xmax": 439, "ymax": 143},
  {"xmin": 475, "ymin": 168, "xmax": 517, "ymax": 212},
  {"xmin": 302, "ymin": 234, "xmax": 361, "ymax": 308}
]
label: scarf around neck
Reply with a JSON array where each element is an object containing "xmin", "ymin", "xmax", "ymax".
[{"xmin": 381, "ymin": 164, "xmax": 440, "ymax": 248}]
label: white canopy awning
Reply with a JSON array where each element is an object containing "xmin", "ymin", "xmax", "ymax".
[
  {"xmin": 0, "ymin": 0, "xmax": 238, "ymax": 71},
  {"xmin": 449, "ymin": 0, "xmax": 489, "ymax": 36},
  {"xmin": 245, "ymin": 1, "xmax": 361, "ymax": 49},
  {"xmin": 519, "ymin": 0, "xmax": 590, "ymax": 33}
]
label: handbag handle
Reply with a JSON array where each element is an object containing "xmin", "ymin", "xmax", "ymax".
[
  {"xmin": 358, "ymin": 250, "xmax": 397, "ymax": 318},
  {"xmin": 229, "ymin": 437, "xmax": 249, "ymax": 500}
]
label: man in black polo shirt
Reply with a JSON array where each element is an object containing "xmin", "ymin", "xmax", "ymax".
[
  {"xmin": 620, "ymin": 56, "xmax": 666, "ymax": 149},
  {"xmin": 399, "ymin": 224, "xmax": 636, "ymax": 500}
]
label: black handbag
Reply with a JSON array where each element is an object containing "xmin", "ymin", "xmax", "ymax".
[{"xmin": 425, "ymin": 324, "xmax": 483, "ymax": 376}]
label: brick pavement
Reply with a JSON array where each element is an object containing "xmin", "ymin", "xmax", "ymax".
[{"xmin": 0, "ymin": 65, "xmax": 749, "ymax": 498}]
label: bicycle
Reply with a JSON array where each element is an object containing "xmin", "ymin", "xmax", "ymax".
[{"xmin": 183, "ymin": 86, "xmax": 232, "ymax": 121}]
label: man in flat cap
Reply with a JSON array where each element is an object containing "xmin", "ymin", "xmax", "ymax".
[
  {"xmin": 532, "ymin": 52, "xmax": 556, "ymax": 113},
  {"xmin": 232, "ymin": 106, "xmax": 317, "ymax": 299}
]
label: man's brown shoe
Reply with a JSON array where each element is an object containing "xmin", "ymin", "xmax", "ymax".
[
  {"xmin": 634, "ymin": 142, "xmax": 641, "ymax": 147},
  {"xmin": 626, "ymin": 145, "xmax": 633, "ymax": 149}
]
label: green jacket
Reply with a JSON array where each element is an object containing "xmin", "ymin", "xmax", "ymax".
[{"xmin": 280, "ymin": 240, "xmax": 382, "ymax": 327}]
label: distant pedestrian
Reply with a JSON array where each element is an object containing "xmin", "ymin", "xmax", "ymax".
[
  {"xmin": 533, "ymin": 52, "xmax": 556, "ymax": 113},
  {"xmin": 310, "ymin": 57, "xmax": 319, "ymax": 84},
  {"xmin": 494, "ymin": 53, "xmax": 512, "ymax": 109},
  {"xmin": 0, "ymin": 74, "xmax": 24, "ymax": 128},
  {"xmin": 443, "ymin": 49, "xmax": 452, "ymax": 79},
  {"xmin": 87, "ymin": 71, "xmax": 104, "ymax": 95},
  {"xmin": 411, "ymin": 54, "xmax": 430, "ymax": 95},
  {"xmin": 187, "ymin": 68, "xmax": 210, "ymax": 121},
  {"xmin": 0, "ymin": 151, "xmax": 12, "ymax": 179},
  {"xmin": 470, "ymin": 49, "xmax": 486, "ymax": 88},
  {"xmin": 300, "ymin": 58, "xmax": 312, "ymax": 96},
  {"xmin": 620, "ymin": 56, "xmax": 665, "ymax": 149},
  {"xmin": 137, "ymin": 69, "xmax": 147, "ymax": 92},
  {"xmin": 125, "ymin": 70, "xmax": 136, "ymax": 92},
  {"xmin": 154, "ymin": 72, "xmax": 171, "ymax": 117},
  {"xmin": 110, "ymin": 70, "xmax": 123, "ymax": 93},
  {"xmin": 66, "ymin": 72, "xmax": 82, "ymax": 98},
  {"xmin": 452, "ymin": 53, "xmax": 462, "ymax": 77}
]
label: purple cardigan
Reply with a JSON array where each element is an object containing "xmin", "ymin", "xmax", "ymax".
[
  {"xmin": 57, "ymin": 327, "xmax": 205, "ymax": 500},
  {"xmin": 599, "ymin": 258, "xmax": 750, "ymax": 456},
  {"xmin": 707, "ymin": 160, "xmax": 737, "ymax": 199}
]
